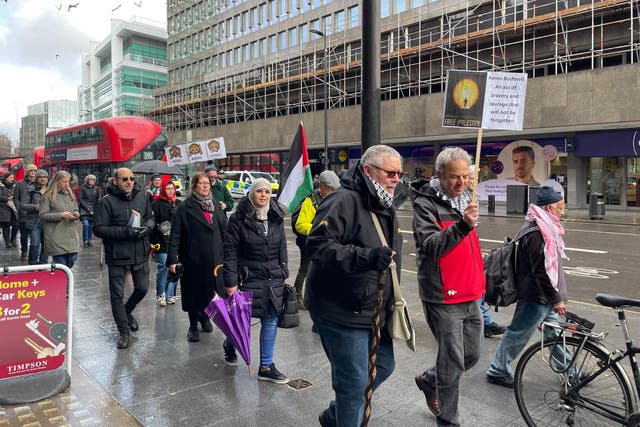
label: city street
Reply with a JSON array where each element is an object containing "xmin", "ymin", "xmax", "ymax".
[{"xmin": 1, "ymin": 208, "xmax": 640, "ymax": 426}]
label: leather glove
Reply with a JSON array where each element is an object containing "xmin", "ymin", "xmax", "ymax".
[
  {"xmin": 128, "ymin": 227, "xmax": 148, "ymax": 240},
  {"xmin": 368, "ymin": 247, "xmax": 393, "ymax": 272}
]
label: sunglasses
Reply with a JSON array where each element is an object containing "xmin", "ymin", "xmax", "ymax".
[
  {"xmin": 370, "ymin": 164, "xmax": 404, "ymax": 179},
  {"xmin": 118, "ymin": 177, "xmax": 135, "ymax": 182}
]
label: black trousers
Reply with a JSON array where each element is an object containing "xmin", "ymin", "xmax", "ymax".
[{"xmin": 108, "ymin": 263, "xmax": 149, "ymax": 334}]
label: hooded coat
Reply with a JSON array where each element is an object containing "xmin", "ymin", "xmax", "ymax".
[
  {"xmin": 305, "ymin": 163, "xmax": 407, "ymax": 329},
  {"xmin": 166, "ymin": 197, "xmax": 227, "ymax": 312},
  {"xmin": 409, "ymin": 179, "xmax": 485, "ymax": 305},
  {"xmin": 223, "ymin": 197, "xmax": 288, "ymax": 319},
  {"xmin": 93, "ymin": 182, "xmax": 155, "ymax": 266},
  {"xmin": 39, "ymin": 189, "xmax": 81, "ymax": 257}
]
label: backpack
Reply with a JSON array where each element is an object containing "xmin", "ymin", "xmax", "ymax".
[
  {"xmin": 483, "ymin": 225, "xmax": 540, "ymax": 309},
  {"xmin": 291, "ymin": 190, "xmax": 320, "ymax": 238}
]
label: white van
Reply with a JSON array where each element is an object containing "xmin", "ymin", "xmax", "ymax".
[{"xmin": 224, "ymin": 171, "xmax": 280, "ymax": 199}]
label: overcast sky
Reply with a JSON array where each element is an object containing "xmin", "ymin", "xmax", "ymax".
[{"xmin": 0, "ymin": 0, "xmax": 166, "ymax": 146}]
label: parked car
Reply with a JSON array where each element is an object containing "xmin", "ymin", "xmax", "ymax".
[{"xmin": 224, "ymin": 170, "xmax": 279, "ymax": 199}]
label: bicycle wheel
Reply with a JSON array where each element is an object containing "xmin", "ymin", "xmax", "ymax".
[{"xmin": 514, "ymin": 336, "xmax": 633, "ymax": 426}]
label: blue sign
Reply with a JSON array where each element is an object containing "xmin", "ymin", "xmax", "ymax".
[{"xmin": 50, "ymin": 150, "xmax": 67, "ymax": 161}]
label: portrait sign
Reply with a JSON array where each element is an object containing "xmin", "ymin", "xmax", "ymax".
[
  {"xmin": 443, "ymin": 70, "xmax": 527, "ymax": 131},
  {"xmin": 165, "ymin": 137, "xmax": 227, "ymax": 166}
]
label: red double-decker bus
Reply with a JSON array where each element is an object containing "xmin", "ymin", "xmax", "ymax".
[{"xmin": 44, "ymin": 117, "xmax": 167, "ymax": 188}]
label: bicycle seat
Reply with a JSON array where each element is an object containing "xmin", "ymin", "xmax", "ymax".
[{"xmin": 595, "ymin": 293, "xmax": 640, "ymax": 308}]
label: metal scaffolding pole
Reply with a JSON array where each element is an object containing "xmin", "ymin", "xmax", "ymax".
[{"xmin": 361, "ymin": 0, "xmax": 381, "ymax": 153}]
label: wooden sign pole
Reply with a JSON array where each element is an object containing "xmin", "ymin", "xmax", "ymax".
[{"xmin": 472, "ymin": 127, "xmax": 483, "ymax": 203}]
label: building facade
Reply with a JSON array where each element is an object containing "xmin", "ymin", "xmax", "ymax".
[
  {"xmin": 79, "ymin": 18, "xmax": 168, "ymax": 123},
  {"xmin": 149, "ymin": 0, "xmax": 640, "ymax": 209},
  {"xmin": 18, "ymin": 100, "xmax": 78, "ymax": 164},
  {"xmin": 0, "ymin": 134, "xmax": 12, "ymax": 158}
]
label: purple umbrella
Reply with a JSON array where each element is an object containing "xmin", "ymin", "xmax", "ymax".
[{"xmin": 205, "ymin": 291, "xmax": 253, "ymax": 371}]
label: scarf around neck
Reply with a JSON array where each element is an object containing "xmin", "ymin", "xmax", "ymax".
[
  {"xmin": 367, "ymin": 176, "xmax": 393, "ymax": 209},
  {"xmin": 525, "ymin": 204, "xmax": 568, "ymax": 290},
  {"xmin": 430, "ymin": 177, "xmax": 471, "ymax": 214},
  {"xmin": 249, "ymin": 198, "xmax": 270, "ymax": 220},
  {"xmin": 191, "ymin": 191, "xmax": 215, "ymax": 212}
]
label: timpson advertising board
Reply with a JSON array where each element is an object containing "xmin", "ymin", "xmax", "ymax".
[{"xmin": 0, "ymin": 270, "xmax": 68, "ymax": 379}]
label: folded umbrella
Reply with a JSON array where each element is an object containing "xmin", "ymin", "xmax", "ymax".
[{"xmin": 205, "ymin": 290, "xmax": 253, "ymax": 372}]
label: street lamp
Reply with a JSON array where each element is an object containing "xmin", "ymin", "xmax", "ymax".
[{"xmin": 310, "ymin": 28, "xmax": 329, "ymax": 171}]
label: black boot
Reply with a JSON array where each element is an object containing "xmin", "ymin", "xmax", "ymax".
[{"xmin": 187, "ymin": 327, "xmax": 200, "ymax": 342}]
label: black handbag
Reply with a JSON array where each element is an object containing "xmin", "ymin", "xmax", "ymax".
[{"xmin": 278, "ymin": 284, "xmax": 299, "ymax": 328}]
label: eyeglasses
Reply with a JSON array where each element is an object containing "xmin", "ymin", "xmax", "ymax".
[
  {"xmin": 369, "ymin": 164, "xmax": 404, "ymax": 179},
  {"xmin": 118, "ymin": 177, "xmax": 135, "ymax": 182}
]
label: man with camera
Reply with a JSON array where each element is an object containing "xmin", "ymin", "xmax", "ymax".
[{"xmin": 94, "ymin": 168, "xmax": 155, "ymax": 350}]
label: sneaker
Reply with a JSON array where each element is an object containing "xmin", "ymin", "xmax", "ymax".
[
  {"xmin": 223, "ymin": 343, "xmax": 238, "ymax": 366},
  {"xmin": 83, "ymin": 242, "xmax": 88, "ymax": 248},
  {"xmin": 167, "ymin": 296, "xmax": 176, "ymax": 305},
  {"xmin": 486, "ymin": 373, "xmax": 514, "ymax": 388},
  {"xmin": 187, "ymin": 327, "xmax": 200, "ymax": 342},
  {"xmin": 484, "ymin": 322, "xmax": 507, "ymax": 338},
  {"xmin": 258, "ymin": 363, "xmax": 289, "ymax": 384},
  {"xmin": 156, "ymin": 295, "xmax": 167, "ymax": 307}
]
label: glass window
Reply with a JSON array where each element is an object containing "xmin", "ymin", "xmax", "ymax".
[
  {"xmin": 280, "ymin": 0, "xmax": 287, "ymax": 19},
  {"xmin": 289, "ymin": 27, "xmax": 298, "ymax": 47},
  {"xmin": 312, "ymin": 0, "xmax": 321, "ymax": 8},
  {"xmin": 270, "ymin": 34, "xmax": 277, "ymax": 52},
  {"xmin": 381, "ymin": 0, "xmax": 390, "ymax": 18},
  {"xmin": 251, "ymin": 7, "xmax": 258, "ymax": 29},
  {"xmin": 311, "ymin": 19, "xmax": 320, "ymax": 36},
  {"xmin": 235, "ymin": 14, "xmax": 241, "ymax": 35},
  {"xmin": 260, "ymin": 4, "xmax": 267, "ymax": 26},
  {"xmin": 235, "ymin": 47, "xmax": 241, "ymax": 64},
  {"xmin": 335, "ymin": 10, "xmax": 345, "ymax": 32},
  {"xmin": 252, "ymin": 41, "xmax": 259, "ymax": 58},
  {"xmin": 260, "ymin": 37, "xmax": 267, "ymax": 56},
  {"xmin": 395, "ymin": 0, "xmax": 408, "ymax": 13},
  {"xmin": 243, "ymin": 44, "xmax": 250, "ymax": 61},
  {"xmin": 279, "ymin": 31, "xmax": 287, "ymax": 50},
  {"xmin": 269, "ymin": 0, "xmax": 277, "ymax": 22},
  {"xmin": 322, "ymin": 14, "xmax": 332, "ymax": 33},
  {"xmin": 411, "ymin": 0, "xmax": 424, "ymax": 6},
  {"xmin": 300, "ymin": 23, "xmax": 309, "ymax": 43},
  {"xmin": 348, "ymin": 5, "xmax": 359, "ymax": 28}
]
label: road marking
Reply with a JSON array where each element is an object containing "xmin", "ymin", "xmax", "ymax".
[
  {"xmin": 479, "ymin": 238, "xmax": 607, "ymax": 254},
  {"xmin": 564, "ymin": 227, "xmax": 640, "ymax": 237}
]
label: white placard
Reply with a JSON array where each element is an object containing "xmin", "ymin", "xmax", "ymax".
[
  {"xmin": 481, "ymin": 72, "xmax": 527, "ymax": 131},
  {"xmin": 204, "ymin": 137, "xmax": 226, "ymax": 160},
  {"xmin": 165, "ymin": 145, "xmax": 188, "ymax": 166}
]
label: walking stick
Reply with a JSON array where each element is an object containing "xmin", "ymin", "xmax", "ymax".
[{"xmin": 361, "ymin": 270, "xmax": 387, "ymax": 427}]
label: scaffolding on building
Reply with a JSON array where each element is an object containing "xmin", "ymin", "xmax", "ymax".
[{"xmin": 148, "ymin": 0, "xmax": 640, "ymax": 134}]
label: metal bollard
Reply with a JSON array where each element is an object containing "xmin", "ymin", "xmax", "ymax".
[{"xmin": 488, "ymin": 195, "xmax": 495, "ymax": 213}]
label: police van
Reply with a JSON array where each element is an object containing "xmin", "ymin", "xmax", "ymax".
[{"xmin": 224, "ymin": 171, "xmax": 279, "ymax": 199}]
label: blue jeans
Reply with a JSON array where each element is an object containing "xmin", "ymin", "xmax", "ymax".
[
  {"xmin": 28, "ymin": 222, "xmax": 47, "ymax": 265},
  {"xmin": 311, "ymin": 314, "xmax": 395, "ymax": 427},
  {"xmin": 479, "ymin": 299, "xmax": 494, "ymax": 325},
  {"xmin": 52, "ymin": 253, "xmax": 78, "ymax": 269},
  {"xmin": 224, "ymin": 309, "xmax": 279, "ymax": 368},
  {"xmin": 82, "ymin": 218, "xmax": 94, "ymax": 242},
  {"xmin": 153, "ymin": 252, "xmax": 176, "ymax": 297},
  {"xmin": 488, "ymin": 298, "xmax": 560, "ymax": 377}
]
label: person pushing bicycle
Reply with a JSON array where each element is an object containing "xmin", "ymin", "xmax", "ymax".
[{"xmin": 486, "ymin": 186, "xmax": 569, "ymax": 388}]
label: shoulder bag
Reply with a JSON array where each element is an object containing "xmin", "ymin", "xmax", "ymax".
[{"xmin": 371, "ymin": 212, "xmax": 416, "ymax": 352}]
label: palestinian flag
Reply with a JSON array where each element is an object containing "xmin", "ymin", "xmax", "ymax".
[{"xmin": 277, "ymin": 122, "xmax": 313, "ymax": 212}]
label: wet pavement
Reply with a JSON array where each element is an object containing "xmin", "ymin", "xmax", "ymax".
[{"xmin": 1, "ymin": 206, "xmax": 640, "ymax": 426}]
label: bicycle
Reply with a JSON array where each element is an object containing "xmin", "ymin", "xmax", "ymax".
[{"xmin": 514, "ymin": 293, "xmax": 640, "ymax": 426}]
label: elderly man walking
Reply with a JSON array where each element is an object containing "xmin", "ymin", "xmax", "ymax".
[
  {"xmin": 94, "ymin": 168, "xmax": 155, "ymax": 349},
  {"xmin": 306, "ymin": 145, "xmax": 407, "ymax": 427},
  {"xmin": 409, "ymin": 147, "xmax": 485, "ymax": 426},
  {"xmin": 486, "ymin": 186, "xmax": 569, "ymax": 388}
]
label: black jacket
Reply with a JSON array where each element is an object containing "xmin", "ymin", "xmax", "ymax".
[
  {"xmin": 516, "ymin": 221, "xmax": 568, "ymax": 306},
  {"xmin": 150, "ymin": 197, "xmax": 182, "ymax": 252},
  {"xmin": 166, "ymin": 197, "xmax": 227, "ymax": 312},
  {"xmin": 21, "ymin": 182, "xmax": 46, "ymax": 229},
  {"xmin": 93, "ymin": 182, "xmax": 155, "ymax": 266},
  {"xmin": 305, "ymin": 163, "xmax": 407, "ymax": 329},
  {"xmin": 78, "ymin": 184, "xmax": 100, "ymax": 219},
  {"xmin": 223, "ymin": 197, "xmax": 288, "ymax": 319}
]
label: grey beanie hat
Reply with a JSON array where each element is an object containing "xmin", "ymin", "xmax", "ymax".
[
  {"xmin": 35, "ymin": 170, "xmax": 49, "ymax": 178},
  {"xmin": 318, "ymin": 170, "xmax": 340, "ymax": 189},
  {"xmin": 249, "ymin": 178, "xmax": 272, "ymax": 195},
  {"xmin": 85, "ymin": 174, "xmax": 96, "ymax": 182},
  {"xmin": 535, "ymin": 186, "xmax": 563, "ymax": 206}
]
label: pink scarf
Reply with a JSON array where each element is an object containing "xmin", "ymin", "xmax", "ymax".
[{"xmin": 525, "ymin": 204, "xmax": 569, "ymax": 290}]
